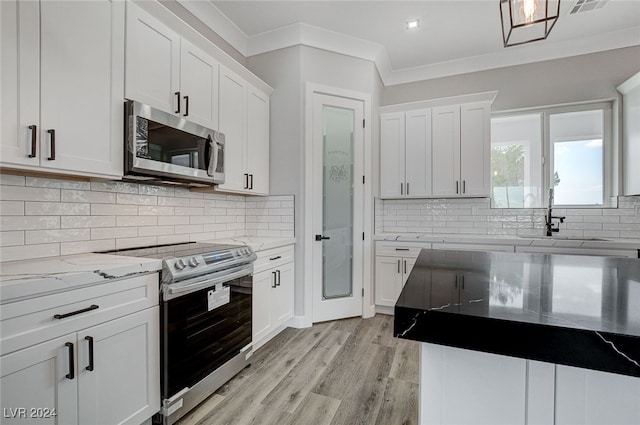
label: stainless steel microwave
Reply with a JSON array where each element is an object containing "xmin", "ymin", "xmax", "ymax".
[{"xmin": 124, "ymin": 100, "xmax": 225, "ymax": 186}]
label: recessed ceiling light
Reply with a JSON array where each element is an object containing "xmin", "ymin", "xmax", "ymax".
[{"xmin": 406, "ymin": 19, "xmax": 420, "ymax": 30}]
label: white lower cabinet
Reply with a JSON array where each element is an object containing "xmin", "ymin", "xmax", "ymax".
[
  {"xmin": 375, "ymin": 242, "xmax": 425, "ymax": 307},
  {"xmin": 0, "ymin": 274, "xmax": 160, "ymax": 425},
  {"xmin": 252, "ymin": 245, "xmax": 295, "ymax": 350},
  {"xmin": 420, "ymin": 343, "xmax": 640, "ymax": 425}
]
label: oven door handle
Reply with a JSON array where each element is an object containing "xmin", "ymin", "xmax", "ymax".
[{"xmin": 163, "ymin": 264, "xmax": 253, "ymax": 300}]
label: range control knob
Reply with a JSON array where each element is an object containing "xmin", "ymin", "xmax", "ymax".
[
  {"xmin": 175, "ymin": 259, "xmax": 187, "ymax": 270},
  {"xmin": 189, "ymin": 257, "xmax": 199, "ymax": 267}
]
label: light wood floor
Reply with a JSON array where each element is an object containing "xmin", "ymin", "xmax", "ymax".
[{"xmin": 176, "ymin": 314, "xmax": 419, "ymax": 425}]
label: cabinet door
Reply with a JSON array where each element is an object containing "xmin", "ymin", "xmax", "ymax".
[
  {"xmin": 180, "ymin": 39, "xmax": 219, "ymax": 130},
  {"xmin": 39, "ymin": 0, "xmax": 124, "ymax": 177},
  {"xmin": 375, "ymin": 256, "xmax": 403, "ymax": 307},
  {"xmin": 460, "ymin": 102, "xmax": 490, "ymax": 196},
  {"xmin": 432, "ymin": 105, "xmax": 460, "ymax": 197},
  {"xmin": 380, "ymin": 112, "xmax": 405, "ymax": 198},
  {"xmin": 555, "ymin": 365, "xmax": 640, "ymax": 425},
  {"xmin": 421, "ymin": 343, "xmax": 526, "ymax": 425},
  {"xmin": 1, "ymin": 334, "xmax": 78, "ymax": 425},
  {"xmin": 401, "ymin": 258, "xmax": 417, "ymax": 287},
  {"xmin": 125, "ymin": 2, "xmax": 180, "ymax": 114},
  {"xmin": 246, "ymin": 86, "xmax": 270, "ymax": 195},
  {"xmin": 405, "ymin": 109, "xmax": 432, "ymax": 197},
  {"xmin": 272, "ymin": 262, "xmax": 294, "ymax": 327},
  {"xmin": 77, "ymin": 307, "xmax": 160, "ymax": 425},
  {"xmin": 218, "ymin": 66, "xmax": 247, "ymax": 192},
  {"xmin": 0, "ymin": 0, "xmax": 40, "ymax": 167},
  {"xmin": 252, "ymin": 270, "xmax": 273, "ymax": 345}
]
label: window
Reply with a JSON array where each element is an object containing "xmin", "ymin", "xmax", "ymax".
[{"xmin": 490, "ymin": 102, "xmax": 612, "ymax": 208}]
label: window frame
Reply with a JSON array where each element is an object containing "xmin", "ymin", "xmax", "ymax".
[{"xmin": 491, "ymin": 100, "xmax": 615, "ymax": 209}]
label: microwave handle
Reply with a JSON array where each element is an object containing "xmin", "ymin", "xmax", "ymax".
[{"xmin": 207, "ymin": 135, "xmax": 218, "ymax": 177}]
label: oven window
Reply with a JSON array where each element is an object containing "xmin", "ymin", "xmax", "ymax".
[{"xmin": 136, "ymin": 116, "xmax": 208, "ymax": 170}]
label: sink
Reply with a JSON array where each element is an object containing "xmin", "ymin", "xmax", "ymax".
[{"xmin": 518, "ymin": 235, "xmax": 608, "ymax": 241}]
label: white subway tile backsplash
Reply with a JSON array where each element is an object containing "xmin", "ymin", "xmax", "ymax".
[
  {"xmin": 1, "ymin": 172, "xmax": 295, "ymax": 261},
  {"xmin": 25, "ymin": 202, "xmax": 90, "ymax": 216}
]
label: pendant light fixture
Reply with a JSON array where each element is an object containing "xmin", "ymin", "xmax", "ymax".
[{"xmin": 500, "ymin": 0, "xmax": 561, "ymax": 47}]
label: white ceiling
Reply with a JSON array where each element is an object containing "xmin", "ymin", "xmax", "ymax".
[{"xmin": 179, "ymin": 0, "xmax": 640, "ymax": 85}]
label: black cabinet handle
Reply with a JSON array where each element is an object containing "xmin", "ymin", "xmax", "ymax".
[
  {"xmin": 461, "ymin": 275, "xmax": 465, "ymax": 290},
  {"xmin": 85, "ymin": 336, "xmax": 94, "ymax": 371},
  {"xmin": 456, "ymin": 180, "xmax": 459, "ymax": 194},
  {"xmin": 244, "ymin": 173, "xmax": 249, "ymax": 189},
  {"xmin": 28, "ymin": 125, "xmax": 37, "ymax": 157},
  {"xmin": 315, "ymin": 235, "xmax": 330, "ymax": 241},
  {"xmin": 276, "ymin": 269, "xmax": 281, "ymax": 286},
  {"xmin": 175, "ymin": 92, "xmax": 181, "ymax": 114},
  {"xmin": 271, "ymin": 271, "xmax": 277, "ymax": 288},
  {"xmin": 404, "ymin": 260, "xmax": 407, "ymax": 274},
  {"xmin": 54, "ymin": 304, "xmax": 99, "ymax": 320},
  {"xmin": 407, "ymin": 182, "xmax": 410, "ymax": 195},
  {"xmin": 397, "ymin": 259, "xmax": 400, "ymax": 274},
  {"xmin": 400, "ymin": 183, "xmax": 403, "ymax": 195},
  {"xmin": 249, "ymin": 174, "xmax": 254, "ymax": 190},
  {"xmin": 269, "ymin": 255, "xmax": 282, "ymax": 261},
  {"xmin": 184, "ymin": 95, "xmax": 189, "ymax": 117},
  {"xmin": 47, "ymin": 129, "xmax": 55, "ymax": 160},
  {"xmin": 65, "ymin": 342, "xmax": 75, "ymax": 379},
  {"xmin": 463, "ymin": 180, "xmax": 466, "ymax": 194},
  {"xmin": 395, "ymin": 248, "xmax": 409, "ymax": 251}
]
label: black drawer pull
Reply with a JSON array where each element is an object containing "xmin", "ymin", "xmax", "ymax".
[
  {"xmin": 54, "ymin": 304, "xmax": 99, "ymax": 320},
  {"xmin": 175, "ymin": 92, "xmax": 181, "ymax": 114},
  {"xmin": 249, "ymin": 174, "xmax": 254, "ymax": 190},
  {"xmin": 85, "ymin": 336, "xmax": 94, "ymax": 371},
  {"xmin": 276, "ymin": 269, "xmax": 281, "ymax": 286},
  {"xmin": 183, "ymin": 95, "xmax": 189, "ymax": 117},
  {"xmin": 395, "ymin": 248, "xmax": 410, "ymax": 251},
  {"xmin": 269, "ymin": 255, "xmax": 282, "ymax": 261},
  {"xmin": 65, "ymin": 342, "xmax": 74, "ymax": 380},
  {"xmin": 28, "ymin": 125, "xmax": 37, "ymax": 157},
  {"xmin": 271, "ymin": 271, "xmax": 277, "ymax": 288},
  {"xmin": 244, "ymin": 173, "xmax": 249, "ymax": 189}
]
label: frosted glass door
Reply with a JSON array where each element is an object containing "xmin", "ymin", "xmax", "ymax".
[{"xmin": 322, "ymin": 106, "xmax": 354, "ymax": 299}]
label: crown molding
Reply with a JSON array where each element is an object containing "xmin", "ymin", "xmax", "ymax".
[{"xmin": 180, "ymin": 1, "xmax": 640, "ymax": 87}]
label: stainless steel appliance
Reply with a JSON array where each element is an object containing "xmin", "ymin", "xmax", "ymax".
[
  {"xmin": 107, "ymin": 242, "xmax": 256, "ymax": 424},
  {"xmin": 124, "ymin": 100, "xmax": 225, "ymax": 186}
]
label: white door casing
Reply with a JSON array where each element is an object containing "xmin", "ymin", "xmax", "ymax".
[{"xmin": 311, "ymin": 92, "xmax": 365, "ymax": 323}]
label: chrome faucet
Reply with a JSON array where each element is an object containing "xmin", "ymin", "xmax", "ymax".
[{"xmin": 545, "ymin": 188, "xmax": 566, "ymax": 236}]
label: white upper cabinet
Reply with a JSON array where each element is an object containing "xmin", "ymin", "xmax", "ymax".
[
  {"xmin": 380, "ymin": 109, "xmax": 431, "ymax": 198},
  {"xmin": 432, "ymin": 102, "xmax": 490, "ymax": 197},
  {"xmin": 218, "ymin": 66, "xmax": 270, "ymax": 195},
  {"xmin": 125, "ymin": 2, "xmax": 219, "ymax": 130},
  {"xmin": 1, "ymin": 0, "xmax": 124, "ymax": 178},
  {"xmin": 618, "ymin": 72, "xmax": 640, "ymax": 196}
]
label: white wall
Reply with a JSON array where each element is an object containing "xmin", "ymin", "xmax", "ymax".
[{"xmin": 383, "ymin": 46, "xmax": 640, "ymax": 112}]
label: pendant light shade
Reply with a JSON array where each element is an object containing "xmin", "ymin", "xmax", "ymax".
[{"xmin": 500, "ymin": 0, "xmax": 561, "ymax": 47}]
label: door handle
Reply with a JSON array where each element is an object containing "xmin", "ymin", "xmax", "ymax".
[
  {"xmin": 85, "ymin": 336, "xmax": 94, "ymax": 371},
  {"xmin": 175, "ymin": 91, "xmax": 181, "ymax": 114},
  {"xmin": 276, "ymin": 269, "xmax": 281, "ymax": 286},
  {"xmin": 249, "ymin": 174, "xmax": 254, "ymax": 190},
  {"xmin": 315, "ymin": 235, "xmax": 330, "ymax": 241},
  {"xmin": 244, "ymin": 173, "xmax": 249, "ymax": 189},
  {"xmin": 47, "ymin": 129, "xmax": 55, "ymax": 160},
  {"xmin": 65, "ymin": 342, "xmax": 75, "ymax": 380},
  {"xmin": 28, "ymin": 125, "xmax": 37, "ymax": 158},
  {"xmin": 183, "ymin": 95, "xmax": 189, "ymax": 117},
  {"xmin": 271, "ymin": 271, "xmax": 277, "ymax": 288}
]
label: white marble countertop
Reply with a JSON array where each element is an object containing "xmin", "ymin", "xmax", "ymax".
[
  {"xmin": 373, "ymin": 233, "xmax": 640, "ymax": 250},
  {"xmin": 0, "ymin": 236, "xmax": 295, "ymax": 303},
  {"xmin": 0, "ymin": 253, "xmax": 162, "ymax": 303},
  {"xmin": 197, "ymin": 236, "xmax": 296, "ymax": 252}
]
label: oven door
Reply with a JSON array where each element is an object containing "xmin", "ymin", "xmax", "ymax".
[
  {"xmin": 125, "ymin": 99, "xmax": 225, "ymax": 184},
  {"xmin": 161, "ymin": 273, "xmax": 252, "ymax": 402}
]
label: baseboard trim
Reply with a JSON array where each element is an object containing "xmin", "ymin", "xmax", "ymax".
[{"xmin": 375, "ymin": 305, "xmax": 394, "ymax": 315}]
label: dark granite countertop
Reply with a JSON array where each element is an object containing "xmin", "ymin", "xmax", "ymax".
[{"xmin": 394, "ymin": 249, "xmax": 640, "ymax": 377}]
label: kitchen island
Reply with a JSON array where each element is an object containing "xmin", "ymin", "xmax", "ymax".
[{"xmin": 394, "ymin": 249, "xmax": 640, "ymax": 425}]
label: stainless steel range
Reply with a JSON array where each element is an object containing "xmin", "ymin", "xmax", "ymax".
[{"xmin": 107, "ymin": 242, "xmax": 257, "ymax": 424}]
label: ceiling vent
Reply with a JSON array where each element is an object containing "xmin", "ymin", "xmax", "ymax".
[{"xmin": 569, "ymin": 0, "xmax": 609, "ymax": 14}]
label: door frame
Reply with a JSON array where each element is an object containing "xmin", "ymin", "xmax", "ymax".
[{"xmin": 303, "ymin": 83, "xmax": 374, "ymax": 327}]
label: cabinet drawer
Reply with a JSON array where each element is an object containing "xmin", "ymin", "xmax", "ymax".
[
  {"xmin": 1, "ymin": 273, "xmax": 159, "ymax": 356},
  {"xmin": 254, "ymin": 245, "xmax": 294, "ymax": 274},
  {"xmin": 376, "ymin": 241, "xmax": 427, "ymax": 258}
]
